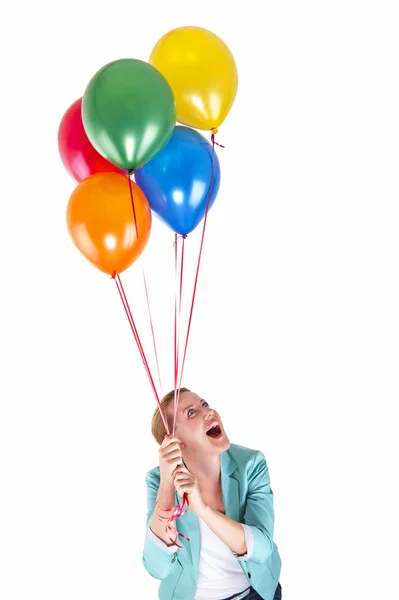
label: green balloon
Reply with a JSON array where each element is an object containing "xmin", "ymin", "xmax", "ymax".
[{"xmin": 82, "ymin": 59, "xmax": 176, "ymax": 171}]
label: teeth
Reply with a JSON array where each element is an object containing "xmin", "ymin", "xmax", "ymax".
[{"xmin": 206, "ymin": 420, "xmax": 220, "ymax": 433}]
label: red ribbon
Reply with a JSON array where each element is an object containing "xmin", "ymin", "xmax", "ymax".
[{"xmin": 156, "ymin": 495, "xmax": 191, "ymax": 547}]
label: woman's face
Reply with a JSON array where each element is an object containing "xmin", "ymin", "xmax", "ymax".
[{"xmin": 167, "ymin": 391, "xmax": 230, "ymax": 454}]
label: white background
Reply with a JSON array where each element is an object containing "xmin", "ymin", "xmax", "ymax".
[{"xmin": 1, "ymin": 1, "xmax": 398, "ymax": 598}]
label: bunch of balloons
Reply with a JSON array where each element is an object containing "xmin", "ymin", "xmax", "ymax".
[{"xmin": 58, "ymin": 26, "xmax": 238, "ymax": 276}]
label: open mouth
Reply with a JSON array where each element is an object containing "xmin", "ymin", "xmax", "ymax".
[{"xmin": 206, "ymin": 423, "xmax": 222, "ymax": 438}]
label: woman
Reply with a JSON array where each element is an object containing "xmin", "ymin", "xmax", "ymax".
[{"xmin": 142, "ymin": 387, "xmax": 282, "ymax": 600}]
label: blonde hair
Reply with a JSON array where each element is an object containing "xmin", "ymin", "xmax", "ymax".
[{"xmin": 151, "ymin": 387, "xmax": 191, "ymax": 445}]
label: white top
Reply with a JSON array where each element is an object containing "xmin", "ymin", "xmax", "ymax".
[
  {"xmin": 147, "ymin": 517, "xmax": 254, "ymax": 600},
  {"xmin": 194, "ymin": 516, "xmax": 252, "ymax": 599}
]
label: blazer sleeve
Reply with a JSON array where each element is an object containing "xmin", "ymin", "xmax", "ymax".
[
  {"xmin": 142, "ymin": 469, "xmax": 181, "ymax": 580},
  {"xmin": 241, "ymin": 450, "xmax": 276, "ymax": 564}
]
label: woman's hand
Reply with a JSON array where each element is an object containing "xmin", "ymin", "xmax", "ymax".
[
  {"xmin": 159, "ymin": 435, "xmax": 183, "ymax": 484},
  {"xmin": 173, "ymin": 465, "xmax": 207, "ymax": 516}
]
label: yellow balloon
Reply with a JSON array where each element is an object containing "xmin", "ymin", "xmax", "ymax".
[{"xmin": 150, "ymin": 26, "xmax": 238, "ymax": 131}]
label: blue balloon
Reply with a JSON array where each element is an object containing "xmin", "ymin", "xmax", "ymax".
[{"xmin": 135, "ymin": 126, "xmax": 221, "ymax": 235}]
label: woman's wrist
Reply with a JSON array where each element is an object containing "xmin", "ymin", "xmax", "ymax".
[
  {"xmin": 159, "ymin": 476, "xmax": 175, "ymax": 489},
  {"xmin": 195, "ymin": 501, "xmax": 210, "ymax": 519}
]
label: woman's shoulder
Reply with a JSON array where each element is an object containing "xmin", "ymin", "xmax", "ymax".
[
  {"xmin": 226, "ymin": 444, "xmax": 270, "ymax": 486},
  {"xmin": 226, "ymin": 443, "xmax": 267, "ymax": 469}
]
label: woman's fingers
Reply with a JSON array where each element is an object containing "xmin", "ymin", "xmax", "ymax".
[
  {"xmin": 168, "ymin": 457, "xmax": 183, "ymax": 471},
  {"xmin": 161, "ymin": 435, "xmax": 180, "ymax": 448},
  {"xmin": 159, "ymin": 435, "xmax": 183, "ymax": 482},
  {"xmin": 174, "ymin": 472, "xmax": 192, "ymax": 483},
  {"xmin": 164, "ymin": 448, "xmax": 181, "ymax": 460},
  {"xmin": 177, "ymin": 484, "xmax": 193, "ymax": 493},
  {"xmin": 174, "ymin": 475, "xmax": 193, "ymax": 491},
  {"xmin": 174, "ymin": 465, "xmax": 188, "ymax": 474},
  {"xmin": 173, "ymin": 475, "xmax": 193, "ymax": 483},
  {"xmin": 173, "ymin": 468, "xmax": 191, "ymax": 479},
  {"xmin": 160, "ymin": 442, "xmax": 181, "ymax": 457},
  {"xmin": 160, "ymin": 436, "xmax": 182, "ymax": 455}
]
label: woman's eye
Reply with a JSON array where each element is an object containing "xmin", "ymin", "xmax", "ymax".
[{"xmin": 187, "ymin": 403, "xmax": 209, "ymax": 417}]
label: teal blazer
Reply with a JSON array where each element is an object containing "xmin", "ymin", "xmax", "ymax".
[{"xmin": 142, "ymin": 443, "xmax": 282, "ymax": 600}]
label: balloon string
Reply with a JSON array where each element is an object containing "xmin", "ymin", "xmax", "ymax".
[
  {"xmin": 173, "ymin": 234, "xmax": 186, "ymax": 435},
  {"xmin": 211, "ymin": 127, "xmax": 225, "ymax": 148},
  {"xmin": 124, "ymin": 178, "xmax": 188, "ymax": 541},
  {"xmin": 158, "ymin": 131, "xmax": 223, "ymax": 543},
  {"xmin": 123, "ymin": 179, "xmax": 188, "ymax": 542},
  {"xmin": 157, "ymin": 232, "xmax": 189, "ymax": 546},
  {"xmin": 175, "ymin": 131, "xmax": 222, "ymax": 407},
  {"xmin": 173, "ymin": 235, "xmax": 178, "ymax": 430},
  {"xmin": 127, "ymin": 172, "xmax": 163, "ymax": 398},
  {"xmin": 142, "ymin": 269, "xmax": 163, "ymax": 397},
  {"xmin": 112, "ymin": 272, "xmax": 170, "ymax": 435},
  {"xmin": 125, "ymin": 177, "xmax": 189, "ymax": 539},
  {"xmin": 156, "ymin": 132, "xmax": 223, "ymax": 547}
]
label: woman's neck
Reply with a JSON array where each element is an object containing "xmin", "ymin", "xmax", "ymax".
[{"xmin": 183, "ymin": 452, "xmax": 221, "ymax": 485}]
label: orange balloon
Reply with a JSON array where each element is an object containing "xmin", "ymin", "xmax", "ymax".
[{"xmin": 67, "ymin": 172, "xmax": 152, "ymax": 275}]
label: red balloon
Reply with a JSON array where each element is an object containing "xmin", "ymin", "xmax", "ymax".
[{"xmin": 58, "ymin": 98, "xmax": 126, "ymax": 182}]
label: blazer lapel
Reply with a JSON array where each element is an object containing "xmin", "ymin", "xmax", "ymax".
[{"xmin": 221, "ymin": 449, "xmax": 240, "ymax": 523}]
